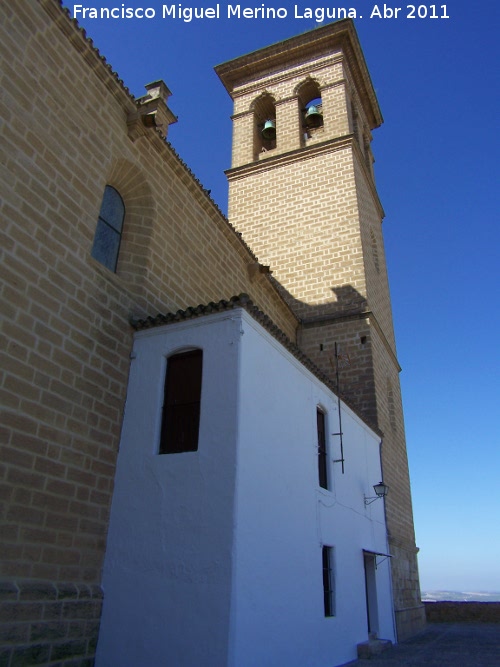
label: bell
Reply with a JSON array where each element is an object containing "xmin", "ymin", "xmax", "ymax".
[
  {"xmin": 305, "ymin": 104, "xmax": 323, "ymax": 128},
  {"xmin": 262, "ymin": 119, "xmax": 276, "ymax": 140}
]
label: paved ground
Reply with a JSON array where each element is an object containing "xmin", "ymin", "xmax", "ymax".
[{"xmin": 342, "ymin": 623, "xmax": 500, "ymax": 666}]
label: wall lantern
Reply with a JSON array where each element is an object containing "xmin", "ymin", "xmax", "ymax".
[{"xmin": 364, "ymin": 481, "xmax": 389, "ymax": 505}]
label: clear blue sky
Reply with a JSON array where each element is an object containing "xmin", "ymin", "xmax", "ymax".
[{"xmin": 65, "ymin": 0, "xmax": 500, "ymax": 593}]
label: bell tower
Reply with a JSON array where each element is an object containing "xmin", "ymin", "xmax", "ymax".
[{"xmin": 216, "ymin": 20, "xmax": 426, "ymax": 639}]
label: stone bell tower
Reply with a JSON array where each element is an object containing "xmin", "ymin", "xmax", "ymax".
[{"xmin": 216, "ymin": 20, "xmax": 426, "ymax": 639}]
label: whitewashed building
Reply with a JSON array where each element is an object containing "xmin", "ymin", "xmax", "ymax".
[{"xmin": 96, "ymin": 299, "xmax": 395, "ymax": 667}]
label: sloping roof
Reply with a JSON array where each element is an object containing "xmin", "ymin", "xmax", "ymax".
[
  {"xmin": 40, "ymin": 0, "xmax": 296, "ymax": 322},
  {"xmin": 39, "ymin": 0, "xmax": 257, "ymax": 259},
  {"xmin": 131, "ymin": 294, "xmax": 382, "ymax": 437}
]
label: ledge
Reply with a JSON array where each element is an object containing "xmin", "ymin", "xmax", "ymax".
[{"xmin": 424, "ymin": 601, "xmax": 500, "ymax": 624}]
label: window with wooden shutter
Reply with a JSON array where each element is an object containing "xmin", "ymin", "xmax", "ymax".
[{"xmin": 159, "ymin": 349, "xmax": 203, "ymax": 454}]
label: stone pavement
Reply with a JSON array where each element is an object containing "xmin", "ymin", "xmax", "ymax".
[{"xmin": 342, "ymin": 623, "xmax": 500, "ymax": 666}]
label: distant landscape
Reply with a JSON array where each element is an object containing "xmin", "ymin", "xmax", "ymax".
[{"xmin": 422, "ymin": 591, "xmax": 500, "ymax": 602}]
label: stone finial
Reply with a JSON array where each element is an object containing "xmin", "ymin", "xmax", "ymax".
[{"xmin": 127, "ymin": 80, "xmax": 177, "ymax": 141}]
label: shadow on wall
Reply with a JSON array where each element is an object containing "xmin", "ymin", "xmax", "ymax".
[
  {"xmin": 267, "ymin": 276, "xmax": 378, "ymax": 428},
  {"xmin": 271, "ymin": 280, "xmax": 368, "ymax": 322}
]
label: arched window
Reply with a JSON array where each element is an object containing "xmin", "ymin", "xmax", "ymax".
[
  {"xmin": 91, "ymin": 185, "xmax": 125, "ymax": 272},
  {"xmin": 159, "ymin": 349, "xmax": 203, "ymax": 454}
]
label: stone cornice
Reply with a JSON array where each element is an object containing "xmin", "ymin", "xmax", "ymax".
[
  {"xmin": 215, "ymin": 19, "xmax": 382, "ymax": 129},
  {"xmin": 226, "ymin": 135, "xmax": 354, "ymax": 180},
  {"xmin": 39, "ymin": 0, "xmax": 136, "ymax": 113},
  {"xmin": 369, "ymin": 313, "xmax": 401, "ymax": 373},
  {"xmin": 224, "ymin": 53, "xmax": 345, "ymax": 103}
]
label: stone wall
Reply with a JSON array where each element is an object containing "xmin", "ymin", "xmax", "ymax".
[
  {"xmin": 0, "ymin": 580, "xmax": 102, "ymax": 666},
  {"xmin": 424, "ymin": 602, "xmax": 500, "ymax": 623}
]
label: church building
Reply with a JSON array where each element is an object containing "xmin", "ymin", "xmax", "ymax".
[{"xmin": 0, "ymin": 1, "xmax": 425, "ymax": 665}]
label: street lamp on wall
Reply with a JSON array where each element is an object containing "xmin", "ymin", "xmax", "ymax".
[{"xmin": 364, "ymin": 482, "xmax": 389, "ymax": 505}]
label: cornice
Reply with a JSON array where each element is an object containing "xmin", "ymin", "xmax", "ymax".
[
  {"xmin": 368, "ymin": 313, "xmax": 401, "ymax": 373},
  {"xmin": 39, "ymin": 0, "xmax": 136, "ymax": 113},
  {"xmin": 225, "ymin": 53, "xmax": 345, "ymax": 102},
  {"xmin": 226, "ymin": 135, "xmax": 354, "ymax": 180},
  {"xmin": 215, "ymin": 20, "xmax": 382, "ymax": 129}
]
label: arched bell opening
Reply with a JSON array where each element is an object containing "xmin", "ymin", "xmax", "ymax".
[
  {"xmin": 297, "ymin": 79, "xmax": 324, "ymax": 145},
  {"xmin": 252, "ymin": 93, "xmax": 277, "ymax": 159}
]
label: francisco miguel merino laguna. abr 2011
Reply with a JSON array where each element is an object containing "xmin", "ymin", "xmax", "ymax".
[{"xmin": 71, "ymin": 4, "xmax": 359, "ymax": 22}]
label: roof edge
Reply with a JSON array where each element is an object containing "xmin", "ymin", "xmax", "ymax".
[
  {"xmin": 215, "ymin": 20, "xmax": 382, "ymax": 128},
  {"xmin": 131, "ymin": 293, "xmax": 383, "ymax": 437}
]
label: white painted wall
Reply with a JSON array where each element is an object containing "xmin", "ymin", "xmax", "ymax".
[
  {"xmin": 96, "ymin": 309, "xmax": 395, "ymax": 667},
  {"xmin": 230, "ymin": 313, "xmax": 395, "ymax": 667},
  {"xmin": 96, "ymin": 314, "xmax": 243, "ymax": 667}
]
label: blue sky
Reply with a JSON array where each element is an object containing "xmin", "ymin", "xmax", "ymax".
[{"xmin": 65, "ymin": 0, "xmax": 500, "ymax": 592}]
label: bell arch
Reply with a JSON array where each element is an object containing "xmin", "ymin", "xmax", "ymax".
[
  {"xmin": 251, "ymin": 92, "xmax": 277, "ymax": 158},
  {"xmin": 296, "ymin": 78, "xmax": 324, "ymax": 144}
]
